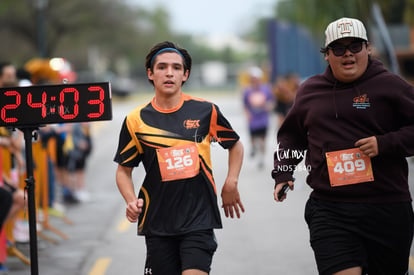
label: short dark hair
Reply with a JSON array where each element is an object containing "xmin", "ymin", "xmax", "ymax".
[
  {"xmin": 145, "ymin": 41, "xmax": 192, "ymax": 86},
  {"xmin": 16, "ymin": 68, "xmax": 31, "ymax": 80}
]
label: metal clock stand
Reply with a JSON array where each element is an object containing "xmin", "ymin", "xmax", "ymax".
[{"xmin": 20, "ymin": 126, "xmax": 40, "ymax": 275}]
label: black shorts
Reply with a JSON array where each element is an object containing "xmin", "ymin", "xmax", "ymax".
[
  {"xmin": 0, "ymin": 187, "xmax": 13, "ymax": 229},
  {"xmin": 56, "ymin": 135, "xmax": 68, "ymax": 168},
  {"xmin": 144, "ymin": 229, "xmax": 217, "ymax": 275},
  {"xmin": 275, "ymin": 101, "xmax": 292, "ymax": 116},
  {"xmin": 67, "ymin": 155, "xmax": 87, "ymax": 171},
  {"xmin": 305, "ymin": 197, "xmax": 414, "ymax": 275},
  {"xmin": 250, "ymin": 127, "xmax": 267, "ymax": 138}
]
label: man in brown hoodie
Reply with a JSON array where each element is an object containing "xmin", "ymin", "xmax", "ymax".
[{"xmin": 272, "ymin": 18, "xmax": 414, "ymax": 275}]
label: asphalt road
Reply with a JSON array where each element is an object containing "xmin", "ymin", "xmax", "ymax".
[{"xmin": 4, "ymin": 91, "xmax": 414, "ymax": 275}]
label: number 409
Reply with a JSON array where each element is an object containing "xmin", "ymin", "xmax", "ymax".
[{"xmin": 333, "ymin": 159, "xmax": 366, "ymax": 174}]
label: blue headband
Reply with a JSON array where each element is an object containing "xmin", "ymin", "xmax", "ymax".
[{"xmin": 150, "ymin": 47, "xmax": 185, "ymax": 66}]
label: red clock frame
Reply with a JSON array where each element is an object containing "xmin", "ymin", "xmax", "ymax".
[{"xmin": 0, "ymin": 82, "xmax": 112, "ymax": 127}]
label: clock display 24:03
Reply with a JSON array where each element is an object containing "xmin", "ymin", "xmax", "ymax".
[{"xmin": 0, "ymin": 82, "xmax": 112, "ymax": 127}]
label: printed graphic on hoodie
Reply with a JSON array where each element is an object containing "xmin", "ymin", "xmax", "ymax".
[{"xmin": 352, "ymin": 93, "xmax": 371, "ymax": 109}]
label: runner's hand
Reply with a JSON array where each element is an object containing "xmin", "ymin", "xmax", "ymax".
[
  {"xmin": 221, "ymin": 180, "xmax": 245, "ymax": 219},
  {"xmin": 126, "ymin": 198, "xmax": 144, "ymax": 223},
  {"xmin": 355, "ymin": 136, "xmax": 378, "ymax": 158},
  {"xmin": 273, "ymin": 181, "xmax": 294, "ymax": 202}
]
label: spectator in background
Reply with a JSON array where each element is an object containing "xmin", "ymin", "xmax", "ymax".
[
  {"xmin": 0, "ymin": 62, "xmax": 28, "ymax": 243},
  {"xmin": 0, "ymin": 133, "xmax": 14, "ymax": 234},
  {"xmin": 272, "ymin": 72, "xmax": 300, "ymax": 126},
  {"xmin": 0, "ymin": 185, "xmax": 12, "ymax": 272},
  {"xmin": 0, "ymin": 62, "xmax": 17, "ymax": 87},
  {"xmin": 54, "ymin": 123, "xmax": 76, "ymax": 203},
  {"xmin": 243, "ymin": 66, "xmax": 274, "ymax": 169},
  {"xmin": 0, "ymin": 131, "xmax": 14, "ymax": 246},
  {"xmin": 38, "ymin": 125, "xmax": 63, "ymax": 214},
  {"xmin": 0, "ymin": 187, "xmax": 12, "ymax": 231},
  {"xmin": 66, "ymin": 122, "xmax": 92, "ymax": 202}
]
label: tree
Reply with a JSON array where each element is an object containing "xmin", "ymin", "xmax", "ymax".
[
  {"xmin": 0, "ymin": 0, "xmax": 261, "ymax": 78},
  {"xmin": 274, "ymin": 0, "xmax": 409, "ymax": 36},
  {"xmin": 0, "ymin": 0, "xmax": 179, "ymax": 72}
]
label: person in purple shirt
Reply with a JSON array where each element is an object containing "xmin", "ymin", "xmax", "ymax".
[{"xmin": 243, "ymin": 66, "xmax": 274, "ymax": 169}]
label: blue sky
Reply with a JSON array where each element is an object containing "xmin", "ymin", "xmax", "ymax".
[{"xmin": 126, "ymin": 0, "xmax": 278, "ymax": 36}]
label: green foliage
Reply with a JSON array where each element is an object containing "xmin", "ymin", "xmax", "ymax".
[
  {"xmin": 0, "ymin": 0, "xmax": 252, "ymax": 74},
  {"xmin": 278, "ymin": 0, "xmax": 413, "ymax": 33},
  {"xmin": 404, "ymin": 0, "xmax": 414, "ymax": 25}
]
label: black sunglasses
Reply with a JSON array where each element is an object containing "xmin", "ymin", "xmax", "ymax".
[{"xmin": 328, "ymin": 41, "xmax": 366, "ymax": 56}]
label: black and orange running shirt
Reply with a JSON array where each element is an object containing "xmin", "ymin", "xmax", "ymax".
[{"xmin": 114, "ymin": 93, "xmax": 240, "ymax": 236}]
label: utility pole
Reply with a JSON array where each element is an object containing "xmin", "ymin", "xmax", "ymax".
[{"xmin": 35, "ymin": 0, "xmax": 48, "ymax": 57}]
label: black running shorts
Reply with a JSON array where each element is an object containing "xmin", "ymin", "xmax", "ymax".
[
  {"xmin": 144, "ymin": 229, "xmax": 217, "ymax": 275},
  {"xmin": 305, "ymin": 197, "xmax": 414, "ymax": 275},
  {"xmin": 250, "ymin": 127, "xmax": 267, "ymax": 138}
]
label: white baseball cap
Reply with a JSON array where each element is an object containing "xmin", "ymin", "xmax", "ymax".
[
  {"xmin": 324, "ymin": 17, "xmax": 368, "ymax": 47},
  {"xmin": 249, "ymin": 66, "xmax": 263, "ymax": 79}
]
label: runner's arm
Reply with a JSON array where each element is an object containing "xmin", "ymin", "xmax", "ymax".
[
  {"xmin": 116, "ymin": 165, "xmax": 143, "ymax": 223},
  {"xmin": 221, "ymin": 140, "xmax": 245, "ymax": 218}
]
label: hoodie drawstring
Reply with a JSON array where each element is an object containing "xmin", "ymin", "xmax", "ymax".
[{"xmin": 332, "ymin": 80, "xmax": 338, "ymax": 119}]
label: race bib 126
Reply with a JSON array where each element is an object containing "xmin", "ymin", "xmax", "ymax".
[
  {"xmin": 157, "ymin": 144, "xmax": 200, "ymax": 182},
  {"xmin": 326, "ymin": 148, "xmax": 374, "ymax": 187}
]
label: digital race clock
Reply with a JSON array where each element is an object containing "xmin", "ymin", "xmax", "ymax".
[{"xmin": 0, "ymin": 82, "xmax": 112, "ymax": 127}]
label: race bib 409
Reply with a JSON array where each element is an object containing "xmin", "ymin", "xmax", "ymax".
[{"xmin": 326, "ymin": 148, "xmax": 374, "ymax": 187}]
